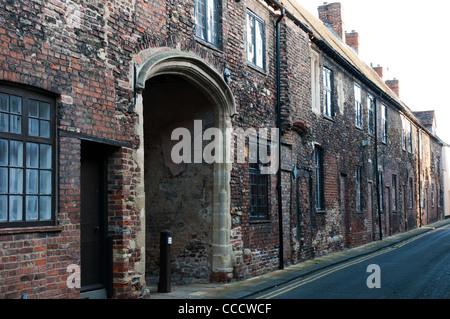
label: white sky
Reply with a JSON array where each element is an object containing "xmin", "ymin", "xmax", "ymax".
[{"xmin": 296, "ymin": 0, "xmax": 450, "ymax": 145}]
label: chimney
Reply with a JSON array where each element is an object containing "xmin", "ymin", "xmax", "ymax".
[
  {"xmin": 318, "ymin": 2, "xmax": 344, "ymax": 40},
  {"xmin": 345, "ymin": 30, "xmax": 359, "ymax": 54},
  {"xmin": 385, "ymin": 79, "xmax": 399, "ymax": 97},
  {"xmin": 372, "ymin": 65, "xmax": 383, "ymax": 79}
]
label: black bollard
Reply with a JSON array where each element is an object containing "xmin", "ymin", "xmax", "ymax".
[{"xmin": 158, "ymin": 230, "xmax": 171, "ymax": 293}]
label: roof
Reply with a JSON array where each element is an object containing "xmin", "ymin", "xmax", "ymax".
[{"xmin": 413, "ymin": 111, "xmax": 435, "ymax": 127}]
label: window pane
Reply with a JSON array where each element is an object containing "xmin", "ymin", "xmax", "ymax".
[
  {"xmin": 0, "ymin": 167, "xmax": 7, "ymax": 193},
  {"xmin": 26, "ymin": 196, "xmax": 39, "ymax": 220},
  {"xmin": 40, "ymin": 120, "xmax": 50, "ymax": 138},
  {"xmin": 206, "ymin": 0, "xmax": 216, "ymax": 44},
  {"xmin": 0, "ymin": 113, "xmax": 8, "ymax": 132},
  {"xmin": 0, "ymin": 93, "xmax": 8, "ymax": 112},
  {"xmin": 247, "ymin": 14, "xmax": 254, "ymax": 63},
  {"xmin": 29, "ymin": 99, "xmax": 39, "ymax": 117},
  {"xmin": 40, "ymin": 170, "xmax": 51, "ymax": 195},
  {"xmin": 29, "ymin": 118, "xmax": 39, "ymax": 136},
  {"xmin": 40, "ymin": 196, "xmax": 51, "ymax": 221},
  {"xmin": 0, "ymin": 196, "xmax": 6, "ymax": 221},
  {"xmin": 255, "ymin": 20, "xmax": 263, "ymax": 68},
  {"xmin": 10, "ymin": 115, "xmax": 21, "ymax": 134},
  {"xmin": 0, "ymin": 139, "xmax": 7, "ymax": 165},
  {"xmin": 26, "ymin": 143, "xmax": 39, "ymax": 168},
  {"xmin": 10, "ymin": 95, "xmax": 22, "ymax": 114},
  {"xmin": 195, "ymin": 0, "xmax": 205, "ymax": 40},
  {"xmin": 10, "ymin": 141, "xmax": 23, "ymax": 167},
  {"xmin": 40, "ymin": 144, "xmax": 52, "ymax": 169},
  {"xmin": 40, "ymin": 102, "xmax": 50, "ymax": 120},
  {"xmin": 9, "ymin": 168, "xmax": 23, "ymax": 194},
  {"xmin": 26, "ymin": 169, "xmax": 38, "ymax": 194},
  {"xmin": 9, "ymin": 196, "xmax": 23, "ymax": 221}
]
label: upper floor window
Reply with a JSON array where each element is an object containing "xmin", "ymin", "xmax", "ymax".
[
  {"xmin": 401, "ymin": 116, "xmax": 407, "ymax": 150},
  {"xmin": 0, "ymin": 85, "xmax": 55, "ymax": 227},
  {"xmin": 310, "ymin": 49, "xmax": 321, "ymax": 113},
  {"xmin": 246, "ymin": 10, "xmax": 265, "ymax": 70},
  {"xmin": 367, "ymin": 94, "xmax": 374, "ymax": 135},
  {"xmin": 408, "ymin": 121, "xmax": 413, "ymax": 153},
  {"xmin": 323, "ymin": 67, "xmax": 334, "ymax": 118},
  {"xmin": 354, "ymin": 83, "xmax": 362, "ymax": 128},
  {"xmin": 195, "ymin": 0, "xmax": 219, "ymax": 47},
  {"xmin": 381, "ymin": 103, "xmax": 387, "ymax": 144},
  {"xmin": 418, "ymin": 131, "xmax": 423, "ymax": 159}
]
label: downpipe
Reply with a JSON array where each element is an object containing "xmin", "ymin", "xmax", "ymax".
[{"xmin": 276, "ymin": 8, "xmax": 285, "ymax": 270}]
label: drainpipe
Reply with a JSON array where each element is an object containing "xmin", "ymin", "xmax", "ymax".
[
  {"xmin": 276, "ymin": 8, "xmax": 285, "ymax": 270},
  {"xmin": 418, "ymin": 128, "xmax": 422, "ymax": 227}
]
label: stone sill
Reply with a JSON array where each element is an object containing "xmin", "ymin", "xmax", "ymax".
[{"xmin": 0, "ymin": 225, "xmax": 64, "ymax": 236}]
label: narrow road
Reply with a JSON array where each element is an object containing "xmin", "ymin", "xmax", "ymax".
[{"xmin": 252, "ymin": 225, "xmax": 450, "ymax": 299}]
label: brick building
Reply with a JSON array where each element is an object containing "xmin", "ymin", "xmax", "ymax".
[{"xmin": 0, "ymin": 0, "xmax": 445, "ymax": 299}]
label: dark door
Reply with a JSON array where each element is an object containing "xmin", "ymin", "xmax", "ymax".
[{"xmin": 81, "ymin": 141, "xmax": 107, "ymax": 292}]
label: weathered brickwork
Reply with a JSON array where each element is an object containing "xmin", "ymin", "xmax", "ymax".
[{"xmin": 0, "ymin": 0, "xmax": 445, "ymax": 299}]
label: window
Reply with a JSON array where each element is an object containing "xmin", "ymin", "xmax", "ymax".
[
  {"xmin": 0, "ymin": 86, "xmax": 55, "ymax": 227},
  {"xmin": 368, "ymin": 94, "xmax": 374, "ymax": 135},
  {"xmin": 409, "ymin": 178, "xmax": 414, "ymax": 209},
  {"xmin": 392, "ymin": 175, "xmax": 397, "ymax": 211},
  {"xmin": 431, "ymin": 183, "xmax": 435, "ymax": 207},
  {"xmin": 195, "ymin": 0, "xmax": 219, "ymax": 47},
  {"xmin": 246, "ymin": 10, "xmax": 265, "ymax": 70},
  {"xmin": 314, "ymin": 147, "xmax": 324, "ymax": 210},
  {"xmin": 355, "ymin": 166, "xmax": 362, "ymax": 212},
  {"xmin": 408, "ymin": 122, "xmax": 413, "ymax": 153},
  {"xmin": 354, "ymin": 84, "xmax": 362, "ymax": 128},
  {"xmin": 420, "ymin": 181, "xmax": 424, "ymax": 208},
  {"xmin": 310, "ymin": 49, "xmax": 321, "ymax": 113},
  {"xmin": 418, "ymin": 131, "xmax": 423, "ymax": 159},
  {"xmin": 401, "ymin": 117, "xmax": 407, "ymax": 151},
  {"xmin": 378, "ymin": 172, "xmax": 383, "ymax": 211},
  {"xmin": 249, "ymin": 141, "xmax": 269, "ymax": 220},
  {"xmin": 323, "ymin": 67, "xmax": 334, "ymax": 118},
  {"xmin": 381, "ymin": 103, "xmax": 387, "ymax": 143}
]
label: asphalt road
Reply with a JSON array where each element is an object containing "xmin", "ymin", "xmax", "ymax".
[{"xmin": 253, "ymin": 224, "xmax": 450, "ymax": 299}]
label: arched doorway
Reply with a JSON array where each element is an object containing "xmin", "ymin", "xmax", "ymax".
[{"xmin": 134, "ymin": 49, "xmax": 235, "ymax": 285}]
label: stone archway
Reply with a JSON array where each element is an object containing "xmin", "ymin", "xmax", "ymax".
[{"xmin": 133, "ymin": 49, "xmax": 235, "ymax": 284}]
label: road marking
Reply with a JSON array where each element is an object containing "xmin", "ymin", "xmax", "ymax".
[{"xmin": 256, "ymin": 225, "xmax": 449, "ymax": 299}]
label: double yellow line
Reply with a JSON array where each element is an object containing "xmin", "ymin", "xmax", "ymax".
[{"xmin": 256, "ymin": 226, "xmax": 447, "ymax": 299}]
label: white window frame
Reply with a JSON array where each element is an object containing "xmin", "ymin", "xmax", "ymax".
[
  {"xmin": 354, "ymin": 83, "xmax": 362, "ymax": 128},
  {"xmin": 246, "ymin": 10, "xmax": 265, "ymax": 70},
  {"xmin": 381, "ymin": 103, "xmax": 387, "ymax": 144},
  {"xmin": 368, "ymin": 94, "xmax": 374, "ymax": 135},
  {"xmin": 195, "ymin": 0, "xmax": 219, "ymax": 47},
  {"xmin": 323, "ymin": 67, "xmax": 333, "ymax": 118}
]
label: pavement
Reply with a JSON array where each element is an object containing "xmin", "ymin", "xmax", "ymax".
[{"xmin": 144, "ymin": 218, "xmax": 450, "ymax": 299}]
